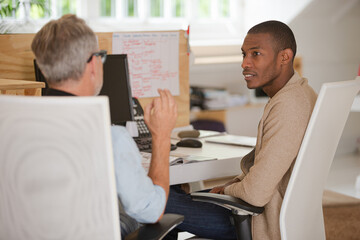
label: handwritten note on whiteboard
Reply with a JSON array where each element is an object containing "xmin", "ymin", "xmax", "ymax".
[{"xmin": 112, "ymin": 32, "xmax": 179, "ymax": 98}]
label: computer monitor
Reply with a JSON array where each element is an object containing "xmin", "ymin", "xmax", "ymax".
[
  {"xmin": 99, "ymin": 54, "xmax": 134, "ymax": 125},
  {"xmin": 34, "ymin": 54, "xmax": 134, "ymax": 126}
]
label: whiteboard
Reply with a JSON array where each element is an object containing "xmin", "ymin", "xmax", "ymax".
[{"xmin": 112, "ymin": 32, "xmax": 180, "ymax": 98}]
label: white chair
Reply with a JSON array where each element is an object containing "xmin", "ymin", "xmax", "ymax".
[
  {"xmin": 0, "ymin": 95, "xmax": 183, "ymax": 240},
  {"xmin": 191, "ymin": 77, "xmax": 360, "ymax": 240},
  {"xmin": 280, "ymin": 77, "xmax": 360, "ymax": 240}
]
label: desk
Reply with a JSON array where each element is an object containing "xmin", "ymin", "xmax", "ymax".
[{"xmin": 169, "ymin": 140, "xmax": 253, "ymax": 185}]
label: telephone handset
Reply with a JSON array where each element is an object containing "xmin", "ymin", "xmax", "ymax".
[{"xmin": 132, "ymin": 98, "xmax": 152, "ymax": 152}]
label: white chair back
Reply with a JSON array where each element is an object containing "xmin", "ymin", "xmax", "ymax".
[
  {"xmin": 0, "ymin": 96, "xmax": 120, "ymax": 240},
  {"xmin": 280, "ymin": 77, "xmax": 360, "ymax": 240}
]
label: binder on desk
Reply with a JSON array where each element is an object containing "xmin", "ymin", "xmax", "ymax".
[{"xmin": 205, "ymin": 134, "xmax": 256, "ymax": 147}]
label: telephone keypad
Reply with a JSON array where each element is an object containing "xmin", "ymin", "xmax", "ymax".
[
  {"xmin": 132, "ymin": 98, "xmax": 152, "ymax": 152},
  {"xmin": 136, "ymin": 119, "xmax": 150, "ymax": 137}
]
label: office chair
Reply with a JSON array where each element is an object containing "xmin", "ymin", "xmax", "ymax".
[
  {"xmin": 191, "ymin": 77, "xmax": 360, "ymax": 240},
  {"xmin": 0, "ymin": 95, "xmax": 183, "ymax": 240}
]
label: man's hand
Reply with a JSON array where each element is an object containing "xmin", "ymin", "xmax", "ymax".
[
  {"xmin": 209, "ymin": 178, "xmax": 241, "ymax": 194},
  {"xmin": 210, "ymin": 185, "xmax": 226, "ymax": 194},
  {"xmin": 144, "ymin": 89, "xmax": 177, "ymax": 140}
]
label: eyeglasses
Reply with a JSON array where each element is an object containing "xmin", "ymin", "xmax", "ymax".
[{"xmin": 87, "ymin": 50, "xmax": 107, "ymax": 64}]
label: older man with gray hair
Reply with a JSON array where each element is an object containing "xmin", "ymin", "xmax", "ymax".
[{"xmin": 31, "ymin": 14, "xmax": 178, "ymax": 238}]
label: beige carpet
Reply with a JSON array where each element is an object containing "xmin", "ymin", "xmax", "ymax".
[{"xmin": 323, "ymin": 190, "xmax": 360, "ymax": 240}]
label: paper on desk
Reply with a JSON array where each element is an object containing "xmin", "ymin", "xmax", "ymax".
[
  {"xmin": 205, "ymin": 134, "xmax": 256, "ymax": 147},
  {"xmin": 169, "ymin": 152, "xmax": 217, "ymax": 164},
  {"xmin": 140, "ymin": 152, "xmax": 217, "ymax": 172},
  {"xmin": 141, "ymin": 152, "xmax": 182, "ymax": 171}
]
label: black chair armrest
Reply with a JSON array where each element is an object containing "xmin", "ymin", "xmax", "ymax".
[
  {"xmin": 125, "ymin": 213, "xmax": 184, "ymax": 240},
  {"xmin": 191, "ymin": 192, "xmax": 264, "ymax": 216}
]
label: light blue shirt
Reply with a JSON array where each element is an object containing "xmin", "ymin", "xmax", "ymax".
[{"xmin": 111, "ymin": 125, "xmax": 166, "ymax": 223}]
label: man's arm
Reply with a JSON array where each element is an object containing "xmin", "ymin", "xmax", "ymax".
[
  {"xmin": 144, "ymin": 89, "xmax": 177, "ymax": 221},
  {"xmin": 210, "ymin": 149, "xmax": 255, "ymax": 194},
  {"xmin": 224, "ymin": 95, "xmax": 313, "ymax": 207}
]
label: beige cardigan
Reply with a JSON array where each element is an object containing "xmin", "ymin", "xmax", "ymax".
[{"xmin": 224, "ymin": 72, "xmax": 317, "ymax": 240}]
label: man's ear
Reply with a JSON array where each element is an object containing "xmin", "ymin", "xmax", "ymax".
[
  {"xmin": 88, "ymin": 56, "xmax": 97, "ymax": 77},
  {"xmin": 280, "ymin": 48, "xmax": 293, "ymax": 65}
]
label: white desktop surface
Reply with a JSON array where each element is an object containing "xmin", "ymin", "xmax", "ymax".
[{"xmin": 169, "ymin": 139, "xmax": 253, "ymax": 185}]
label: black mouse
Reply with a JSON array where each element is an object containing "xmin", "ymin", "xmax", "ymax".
[{"xmin": 176, "ymin": 139, "xmax": 202, "ymax": 148}]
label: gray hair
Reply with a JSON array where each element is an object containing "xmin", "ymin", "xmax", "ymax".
[{"xmin": 31, "ymin": 14, "xmax": 98, "ymax": 86}]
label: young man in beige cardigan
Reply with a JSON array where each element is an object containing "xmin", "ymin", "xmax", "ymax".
[{"xmin": 164, "ymin": 20, "xmax": 317, "ymax": 240}]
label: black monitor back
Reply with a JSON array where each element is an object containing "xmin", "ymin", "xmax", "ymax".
[
  {"xmin": 100, "ymin": 54, "xmax": 134, "ymax": 125},
  {"xmin": 34, "ymin": 54, "xmax": 134, "ymax": 125}
]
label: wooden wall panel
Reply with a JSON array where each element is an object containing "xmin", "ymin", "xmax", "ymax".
[
  {"xmin": 0, "ymin": 34, "xmax": 37, "ymax": 81},
  {"xmin": 97, "ymin": 32, "xmax": 113, "ymax": 54},
  {"xmin": 0, "ymin": 31, "xmax": 190, "ymax": 127}
]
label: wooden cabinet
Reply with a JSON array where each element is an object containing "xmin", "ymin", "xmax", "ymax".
[
  {"xmin": 0, "ymin": 79, "xmax": 45, "ymax": 96},
  {"xmin": 191, "ymin": 109, "xmax": 227, "ymax": 123}
]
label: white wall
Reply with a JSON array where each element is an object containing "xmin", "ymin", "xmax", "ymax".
[
  {"xmin": 190, "ymin": 0, "xmax": 360, "ymax": 154},
  {"xmin": 242, "ymin": 0, "xmax": 312, "ymax": 32},
  {"xmin": 290, "ymin": 0, "xmax": 360, "ymax": 92},
  {"xmin": 290, "ymin": 0, "xmax": 360, "ymax": 155}
]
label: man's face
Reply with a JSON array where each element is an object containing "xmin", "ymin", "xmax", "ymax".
[{"xmin": 241, "ymin": 33, "xmax": 281, "ymax": 91}]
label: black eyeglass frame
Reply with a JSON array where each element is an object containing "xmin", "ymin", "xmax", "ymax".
[{"xmin": 87, "ymin": 50, "xmax": 107, "ymax": 63}]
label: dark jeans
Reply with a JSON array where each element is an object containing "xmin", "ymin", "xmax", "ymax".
[{"xmin": 164, "ymin": 185, "xmax": 237, "ymax": 240}]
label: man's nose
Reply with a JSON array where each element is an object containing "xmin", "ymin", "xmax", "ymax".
[{"xmin": 241, "ymin": 56, "xmax": 251, "ymax": 69}]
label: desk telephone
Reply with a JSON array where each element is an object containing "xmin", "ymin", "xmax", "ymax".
[
  {"xmin": 132, "ymin": 98, "xmax": 153, "ymax": 152},
  {"xmin": 131, "ymin": 97, "xmax": 177, "ymax": 152}
]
